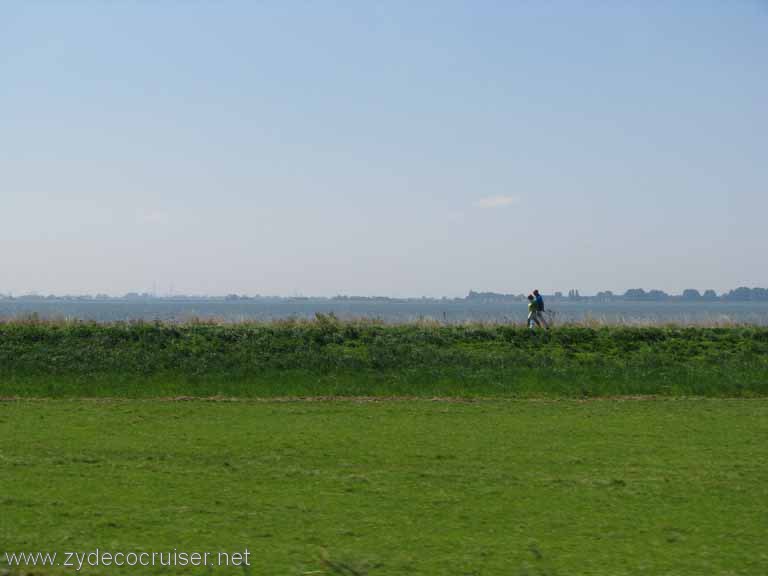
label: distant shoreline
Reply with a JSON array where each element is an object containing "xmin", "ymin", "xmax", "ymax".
[{"xmin": 2, "ymin": 285, "xmax": 768, "ymax": 303}]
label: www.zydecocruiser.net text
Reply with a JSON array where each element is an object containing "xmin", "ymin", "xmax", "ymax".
[{"xmin": 4, "ymin": 549, "xmax": 251, "ymax": 571}]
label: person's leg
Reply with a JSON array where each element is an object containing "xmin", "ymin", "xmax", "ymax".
[{"xmin": 538, "ymin": 310, "xmax": 549, "ymax": 329}]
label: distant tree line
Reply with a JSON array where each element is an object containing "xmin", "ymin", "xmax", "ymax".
[
  {"xmin": 465, "ymin": 287, "xmax": 768, "ymax": 303},
  {"xmin": 2, "ymin": 287, "xmax": 768, "ymax": 303},
  {"xmin": 606, "ymin": 287, "xmax": 768, "ymax": 302}
]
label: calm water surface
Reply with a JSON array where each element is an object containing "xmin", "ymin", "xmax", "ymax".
[{"xmin": 1, "ymin": 300, "xmax": 767, "ymax": 325}]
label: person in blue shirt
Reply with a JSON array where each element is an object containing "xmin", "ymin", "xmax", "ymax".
[{"xmin": 533, "ymin": 289, "xmax": 550, "ymax": 329}]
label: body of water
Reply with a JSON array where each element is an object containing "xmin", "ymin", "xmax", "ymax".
[{"xmin": 1, "ymin": 299, "xmax": 768, "ymax": 325}]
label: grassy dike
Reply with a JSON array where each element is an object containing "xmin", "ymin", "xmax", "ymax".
[{"xmin": 1, "ymin": 318, "xmax": 767, "ymax": 397}]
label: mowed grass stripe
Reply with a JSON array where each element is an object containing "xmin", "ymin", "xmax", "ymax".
[{"xmin": 1, "ymin": 399, "xmax": 767, "ymax": 575}]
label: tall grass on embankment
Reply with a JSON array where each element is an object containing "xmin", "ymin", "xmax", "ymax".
[{"xmin": 0, "ymin": 316, "xmax": 766, "ymax": 398}]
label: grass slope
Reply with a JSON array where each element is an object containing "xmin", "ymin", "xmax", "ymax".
[
  {"xmin": 1, "ymin": 320, "xmax": 768, "ymax": 397},
  {"xmin": 1, "ymin": 399, "xmax": 767, "ymax": 575}
]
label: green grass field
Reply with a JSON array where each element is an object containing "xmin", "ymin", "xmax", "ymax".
[
  {"xmin": 3, "ymin": 322, "xmax": 766, "ymax": 574},
  {"xmin": 2, "ymin": 398, "xmax": 767, "ymax": 575}
]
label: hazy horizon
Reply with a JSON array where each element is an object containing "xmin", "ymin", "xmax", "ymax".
[
  {"xmin": 2, "ymin": 286, "xmax": 764, "ymax": 300},
  {"xmin": 3, "ymin": 2, "xmax": 767, "ymax": 298}
]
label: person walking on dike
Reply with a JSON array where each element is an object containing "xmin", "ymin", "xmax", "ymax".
[
  {"xmin": 527, "ymin": 294, "xmax": 541, "ymax": 331},
  {"xmin": 533, "ymin": 289, "xmax": 550, "ymax": 329}
]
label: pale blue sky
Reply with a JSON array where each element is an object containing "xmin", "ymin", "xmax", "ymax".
[{"xmin": 2, "ymin": 1, "xmax": 766, "ymax": 297}]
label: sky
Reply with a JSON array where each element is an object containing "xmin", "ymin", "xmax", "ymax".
[{"xmin": 2, "ymin": 1, "xmax": 767, "ymax": 297}]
